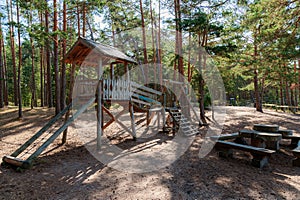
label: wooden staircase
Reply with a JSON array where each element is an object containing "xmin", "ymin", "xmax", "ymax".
[{"xmin": 168, "ymin": 107, "xmax": 199, "ymax": 136}]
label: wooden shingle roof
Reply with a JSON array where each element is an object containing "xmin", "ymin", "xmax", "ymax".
[{"xmin": 65, "ymin": 37, "xmax": 136, "ymax": 66}]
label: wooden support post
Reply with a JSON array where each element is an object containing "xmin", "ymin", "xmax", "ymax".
[
  {"xmin": 129, "ymin": 102, "xmax": 137, "ymax": 140},
  {"xmin": 251, "ymin": 153, "xmax": 269, "ymax": 168},
  {"xmin": 97, "ymin": 58, "xmax": 103, "ymax": 150},
  {"xmin": 292, "ymin": 147, "xmax": 300, "ymax": 167}
]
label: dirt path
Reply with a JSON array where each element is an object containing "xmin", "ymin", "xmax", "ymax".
[{"xmin": 0, "ymin": 106, "xmax": 299, "ymax": 199}]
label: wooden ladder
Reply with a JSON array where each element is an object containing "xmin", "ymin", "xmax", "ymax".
[{"xmin": 168, "ymin": 107, "xmax": 199, "ymax": 136}]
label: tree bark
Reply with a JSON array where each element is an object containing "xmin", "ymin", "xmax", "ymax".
[
  {"xmin": 60, "ymin": 0, "xmax": 67, "ymax": 110},
  {"xmin": 53, "ymin": 0, "xmax": 61, "ymax": 115},
  {"xmin": 77, "ymin": 4, "xmax": 81, "ymax": 37},
  {"xmin": 16, "ymin": 1, "xmax": 22, "ymax": 118},
  {"xmin": 40, "ymin": 46, "xmax": 44, "ymax": 107},
  {"xmin": 1, "ymin": 25, "xmax": 8, "ymax": 106},
  {"xmin": 0, "ymin": 17, "xmax": 3, "ymax": 108},
  {"xmin": 7, "ymin": 0, "xmax": 18, "ymax": 106},
  {"xmin": 198, "ymin": 34, "xmax": 207, "ymax": 124},
  {"xmin": 82, "ymin": 2, "xmax": 86, "ymax": 38},
  {"xmin": 280, "ymin": 77, "xmax": 284, "ymax": 106},
  {"xmin": 29, "ymin": 8, "xmax": 37, "ymax": 108},
  {"xmin": 139, "ymin": 0, "xmax": 148, "ymax": 81},
  {"xmin": 253, "ymin": 30, "xmax": 262, "ymax": 112},
  {"xmin": 45, "ymin": 2, "xmax": 53, "ymax": 107}
]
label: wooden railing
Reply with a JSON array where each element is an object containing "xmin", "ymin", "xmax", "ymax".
[
  {"xmin": 76, "ymin": 79, "xmax": 163, "ymax": 103},
  {"xmin": 263, "ymin": 103, "xmax": 299, "ymax": 113},
  {"xmin": 103, "ymin": 79, "xmax": 131, "ymax": 100}
]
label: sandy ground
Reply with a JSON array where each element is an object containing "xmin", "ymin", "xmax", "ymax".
[{"xmin": 0, "ymin": 106, "xmax": 300, "ymax": 200}]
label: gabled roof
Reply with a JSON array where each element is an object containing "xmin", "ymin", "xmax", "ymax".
[{"xmin": 65, "ymin": 37, "xmax": 136, "ymax": 66}]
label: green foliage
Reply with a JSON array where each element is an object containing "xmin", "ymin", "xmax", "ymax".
[{"xmin": 1, "ymin": 0, "xmax": 299, "ymax": 108}]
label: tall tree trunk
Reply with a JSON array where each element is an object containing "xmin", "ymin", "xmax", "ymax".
[
  {"xmin": 149, "ymin": 0, "xmax": 156, "ymax": 89},
  {"xmin": 86, "ymin": 18, "xmax": 94, "ymax": 40},
  {"xmin": 253, "ymin": 30, "xmax": 262, "ymax": 112},
  {"xmin": 139, "ymin": 0, "xmax": 148, "ymax": 63},
  {"xmin": 39, "ymin": 11, "xmax": 44, "ymax": 107},
  {"xmin": 82, "ymin": 2, "xmax": 86, "ymax": 38},
  {"xmin": 44, "ymin": 49, "xmax": 47, "ymax": 105},
  {"xmin": 280, "ymin": 77, "xmax": 284, "ymax": 106},
  {"xmin": 29, "ymin": 8, "xmax": 37, "ymax": 108},
  {"xmin": 139, "ymin": 0, "xmax": 148, "ymax": 82},
  {"xmin": 158, "ymin": 0, "xmax": 162, "ymax": 87},
  {"xmin": 0, "ymin": 17, "xmax": 3, "ymax": 108},
  {"xmin": 198, "ymin": 33, "xmax": 207, "ymax": 124},
  {"xmin": 150, "ymin": 0, "xmax": 155, "ymax": 63},
  {"xmin": 175, "ymin": 0, "xmax": 184, "ymax": 78},
  {"xmin": 60, "ymin": 0, "xmax": 67, "ymax": 110},
  {"xmin": 53, "ymin": 0, "xmax": 61, "ymax": 115},
  {"xmin": 77, "ymin": 4, "xmax": 81, "ymax": 37},
  {"xmin": 298, "ymin": 60, "xmax": 300, "ymax": 106},
  {"xmin": 294, "ymin": 61, "xmax": 298, "ymax": 107},
  {"xmin": 1, "ymin": 23, "xmax": 8, "ymax": 106},
  {"xmin": 173, "ymin": 0, "xmax": 178, "ymax": 82},
  {"xmin": 7, "ymin": 0, "xmax": 18, "ymax": 106},
  {"xmin": 16, "ymin": 1, "xmax": 22, "ymax": 118},
  {"xmin": 40, "ymin": 46, "xmax": 44, "ymax": 107},
  {"xmin": 284, "ymin": 64, "xmax": 291, "ymax": 108},
  {"xmin": 254, "ymin": 68, "xmax": 262, "ymax": 111},
  {"xmin": 45, "ymin": 2, "xmax": 53, "ymax": 107},
  {"xmin": 187, "ymin": 32, "xmax": 192, "ymax": 82},
  {"xmin": 285, "ymin": 80, "xmax": 291, "ymax": 107}
]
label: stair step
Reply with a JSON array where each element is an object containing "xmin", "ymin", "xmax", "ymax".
[
  {"xmin": 174, "ymin": 116, "xmax": 185, "ymax": 120},
  {"xmin": 182, "ymin": 129, "xmax": 199, "ymax": 136},
  {"xmin": 171, "ymin": 112, "xmax": 181, "ymax": 116}
]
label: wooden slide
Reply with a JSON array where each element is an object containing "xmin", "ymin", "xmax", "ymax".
[{"xmin": 2, "ymin": 97, "xmax": 95, "ymax": 169}]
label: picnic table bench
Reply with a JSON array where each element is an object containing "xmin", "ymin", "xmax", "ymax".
[
  {"xmin": 239, "ymin": 129, "xmax": 282, "ymax": 150},
  {"xmin": 292, "ymin": 146, "xmax": 300, "ymax": 167},
  {"xmin": 282, "ymin": 135, "xmax": 300, "ymax": 148},
  {"xmin": 210, "ymin": 133, "xmax": 239, "ymax": 141},
  {"xmin": 215, "ymin": 140, "xmax": 276, "ymax": 168}
]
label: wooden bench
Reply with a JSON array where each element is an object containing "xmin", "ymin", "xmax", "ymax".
[
  {"xmin": 292, "ymin": 146, "xmax": 300, "ymax": 167},
  {"xmin": 215, "ymin": 140, "xmax": 276, "ymax": 168},
  {"xmin": 282, "ymin": 135, "xmax": 300, "ymax": 148},
  {"xmin": 278, "ymin": 129, "xmax": 293, "ymax": 136},
  {"xmin": 210, "ymin": 133, "xmax": 239, "ymax": 141}
]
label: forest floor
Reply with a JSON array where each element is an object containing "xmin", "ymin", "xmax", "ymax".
[{"xmin": 0, "ymin": 106, "xmax": 300, "ymax": 200}]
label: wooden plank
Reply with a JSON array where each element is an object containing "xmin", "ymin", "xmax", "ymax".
[
  {"xmin": 131, "ymin": 93, "xmax": 161, "ymax": 105},
  {"xmin": 2, "ymin": 155, "xmax": 31, "ymax": 169},
  {"xmin": 216, "ymin": 141, "xmax": 275, "ymax": 155},
  {"xmin": 282, "ymin": 135, "xmax": 300, "ymax": 139},
  {"xmin": 131, "ymin": 81, "xmax": 162, "ymax": 95},
  {"xmin": 210, "ymin": 133, "xmax": 239, "ymax": 141},
  {"xmin": 278, "ymin": 129, "xmax": 293, "ymax": 136},
  {"xmin": 133, "ymin": 88, "xmax": 155, "ymax": 99},
  {"xmin": 239, "ymin": 129, "xmax": 281, "ymax": 137},
  {"xmin": 131, "ymin": 97, "xmax": 151, "ymax": 106}
]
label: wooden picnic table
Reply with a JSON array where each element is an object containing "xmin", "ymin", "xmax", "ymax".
[{"xmin": 239, "ymin": 129, "xmax": 282, "ymax": 150}]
